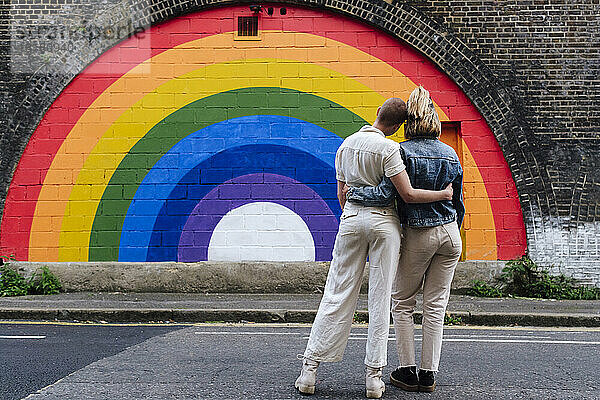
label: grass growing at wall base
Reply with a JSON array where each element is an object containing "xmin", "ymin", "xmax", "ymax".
[
  {"xmin": 0, "ymin": 264, "xmax": 62, "ymax": 297},
  {"xmin": 443, "ymin": 313, "xmax": 463, "ymax": 326},
  {"xmin": 468, "ymin": 256, "xmax": 600, "ymax": 300}
]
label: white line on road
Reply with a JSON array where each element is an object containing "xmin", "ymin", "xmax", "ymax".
[
  {"xmin": 439, "ymin": 338, "xmax": 600, "ymax": 345},
  {"xmin": 195, "ymin": 331, "xmax": 301, "ymax": 336},
  {"xmin": 194, "ymin": 331, "xmax": 599, "ymax": 345},
  {"xmin": 0, "ymin": 335, "xmax": 46, "ymax": 339},
  {"xmin": 345, "ymin": 333, "xmax": 553, "ymax": 339},
  {"xmin": 442, "ymin": 335, "xmax": 552, "ymax": 339},
  {"xmin": 343, "ymin": 337, "xmax": 600, "ymax": 345}
]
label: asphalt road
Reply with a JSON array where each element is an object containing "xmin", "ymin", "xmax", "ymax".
[
  {"xmin": 0, "ymin": 322, "xmax": 182, "ymax": 400},
  {"xmin": 2, "ymin": 322, "xmax": 600, "ymax": 399}
]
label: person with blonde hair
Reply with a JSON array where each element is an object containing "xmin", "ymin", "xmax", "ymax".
[{"xmin": 347, "ymin": 86, "xmax": 465, "ymax": 393}]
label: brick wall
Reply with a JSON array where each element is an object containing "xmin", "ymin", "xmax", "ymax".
[
  {"xmin": 0, "ymin": 0, "xmax": 598, "ymax": 285},
  {"xmin": 402, "ymin": 0, "xmax": 600, "ymax": 282}
]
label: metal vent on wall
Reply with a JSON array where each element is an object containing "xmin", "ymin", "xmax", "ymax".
[{"xmin": 238, "ymin": 16, "xmax": 259, "ymax": 37}]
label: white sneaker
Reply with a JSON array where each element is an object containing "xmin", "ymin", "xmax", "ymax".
[
  {"xmin": 365, "ymin": 366, "xmax": 385, "ymax": 399},
  {"xmin": 294, "ymin": 357, "xmax": 319, "ymax": 395}
]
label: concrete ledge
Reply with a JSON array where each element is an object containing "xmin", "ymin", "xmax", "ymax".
[
  {"xmin": 1, "ymin": 308, "xmax": 597, "ymax": 327},
  {"xmin": 451, "ymin": 260, "xmax": 505, "ymax": 289},
  {"xmin": 9, "ymin": 261, "xmax": 332, "ymax": 294},
  {"xmin": 7, "ymin": 260, "xmax": 506, "ymax": 294},
  {"xmin": 463, "ymin": 312, "xmax": 600, "ymax": 328}
]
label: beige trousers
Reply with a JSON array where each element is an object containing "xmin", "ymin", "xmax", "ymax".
[
  {"xmin": 392, "ymin": 221, "xmax": 462, "ymax": 372},
  {"xmin": 303, "ymin": 202, "xmax": 402, "ymax": 368}
]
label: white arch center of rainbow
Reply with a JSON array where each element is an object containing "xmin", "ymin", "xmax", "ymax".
[{"xmin": 207, "ymin": 202, "xmax": 316, "ymax": 262}]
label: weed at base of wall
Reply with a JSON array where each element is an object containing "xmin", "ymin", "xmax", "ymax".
[
  {"xmin": 468, "ymin": 256, "xmax": 600, "ymax": 300},
  {"xmin": 0, "ymin": 265, "xmax": 62, "ymax": 297},
  {"xmin": 0, "ymin": 266, "xmax": 29, "ymax": 296}
]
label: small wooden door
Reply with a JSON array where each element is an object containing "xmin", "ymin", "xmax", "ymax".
[{"xmin": 439, "ymin": 122, "xmax": 466, "ymax": 261}]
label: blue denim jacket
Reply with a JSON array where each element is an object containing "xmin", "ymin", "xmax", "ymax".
[{"xmin": 346, "ymin": 138, "xmax": 465, "ymax": 228}]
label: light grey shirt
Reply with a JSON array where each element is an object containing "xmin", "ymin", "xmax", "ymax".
[{"xmin": 335, "ymin": 125, "xmax": 406, "ymax": 187}]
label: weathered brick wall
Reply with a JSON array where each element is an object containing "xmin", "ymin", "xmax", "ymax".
[
  {"xmin": 404, "ymin": 0, "xmax": 600, "ymax": 282},
  {"xmin": 0, "ymin": 0, "xmax": 598, "ymax": 284}
]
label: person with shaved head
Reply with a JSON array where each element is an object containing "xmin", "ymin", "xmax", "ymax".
[{"xmin": 295, "ymin": 97, "xmax": 453, "ymax": 399}]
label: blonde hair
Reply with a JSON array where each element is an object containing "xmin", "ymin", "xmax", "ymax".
[{"xmin": 405, "ymin": 86, "xmax": 441, "ymax": 139}]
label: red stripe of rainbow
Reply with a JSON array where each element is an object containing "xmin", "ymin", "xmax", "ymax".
[{"xmin": 0, "ymin": 4, "xmax": 526, "ymax": 260}]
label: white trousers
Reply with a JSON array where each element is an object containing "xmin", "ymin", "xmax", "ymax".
[
  {"xmin": 303, "ymin": 202, "xmax": 401, "ymax": 368},
  {"xmin": 392, "ymin": 222, "xmax": 462, "ymax": 372}
]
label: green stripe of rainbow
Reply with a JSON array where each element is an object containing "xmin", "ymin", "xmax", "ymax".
[{"xmin": 89, "ymin": 87, "xmax": 367, "ymax": 260}]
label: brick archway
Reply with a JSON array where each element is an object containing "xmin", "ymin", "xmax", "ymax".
[{"xmin": 1, "ymin": 0, "xmax": 548, "ymax": 260}]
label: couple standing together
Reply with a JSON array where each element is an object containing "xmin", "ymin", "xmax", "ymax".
[{"xmin": 295, "ymin": 86, "xmax": 465, "ymax": 398}]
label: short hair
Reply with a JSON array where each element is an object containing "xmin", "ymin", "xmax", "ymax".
[
  {"xmin": 376, "ymin": 98, "xmax": 407, "ymax": 128},
  {"xmin": 405, "ymin": 86, "xmax": 441, "ymax": 139}
]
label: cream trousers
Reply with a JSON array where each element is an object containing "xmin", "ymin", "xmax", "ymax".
[
  {"xmin": 392, "ymin": 221, "xmax": 462, "ymax": 372},
  {"xmin": 303, "ymin": 202, "xmax": 401, "ymax": 368}
]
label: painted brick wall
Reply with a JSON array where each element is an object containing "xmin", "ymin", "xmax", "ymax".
[
  {"xmin": 1, "ymin": 4, "xmax": 521, "ymax": 265},
  {"xmin": 0, "ymin": 0, "xmax": 598, "ymax": 285}
]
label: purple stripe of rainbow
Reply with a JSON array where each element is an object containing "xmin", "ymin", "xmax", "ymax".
[{"xmin": 179, "ymin": 173, "xmax": 338, "ymax": 261}]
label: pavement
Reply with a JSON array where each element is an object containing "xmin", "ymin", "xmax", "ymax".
[{"xmin": 1, "ymin": 292, "xmax": 599, "ymax": 327}]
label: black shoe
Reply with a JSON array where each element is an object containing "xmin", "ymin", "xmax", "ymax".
[
  {"xmin": 418, "ymin": 369, "xmax": 436, "ymax": 392},
  {"xmin": 390, "ymin": 366, "xmax": 419, "ymax": 392}
]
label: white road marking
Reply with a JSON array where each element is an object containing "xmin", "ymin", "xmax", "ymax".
[
  {"xmin": 193, "ymin": 331, "xmax": 599, "ymax": 345},
  {"xmin": 343, "ymin": 337, "xmax": 600, "ymax": 345},
  {"xmin": 442, "ymin": 334, "xmax": 553, "ymax": 339},
  {"xmin": 439, "ymin": 338, "xmax": 600, "ymax": 345},
  {"xmin": 343, "ymin": 333, "xmax": 553, "ymax": 339},
  {"xmin": 0, "ymin": 335, "xmax": 46, "ymax": 339},
  {"xmin": 195, "ymin": 331, "xmax": 300, "ymax": 335}
]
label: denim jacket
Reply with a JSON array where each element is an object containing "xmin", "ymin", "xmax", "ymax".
[{"xmin": 346, "ymin": 138, "xmax": 465, "ymax": 228}]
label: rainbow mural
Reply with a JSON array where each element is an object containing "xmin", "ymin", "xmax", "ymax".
[{"xmin": 0, "ymin": 5, "xmax": 527, "ymax": 263}]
